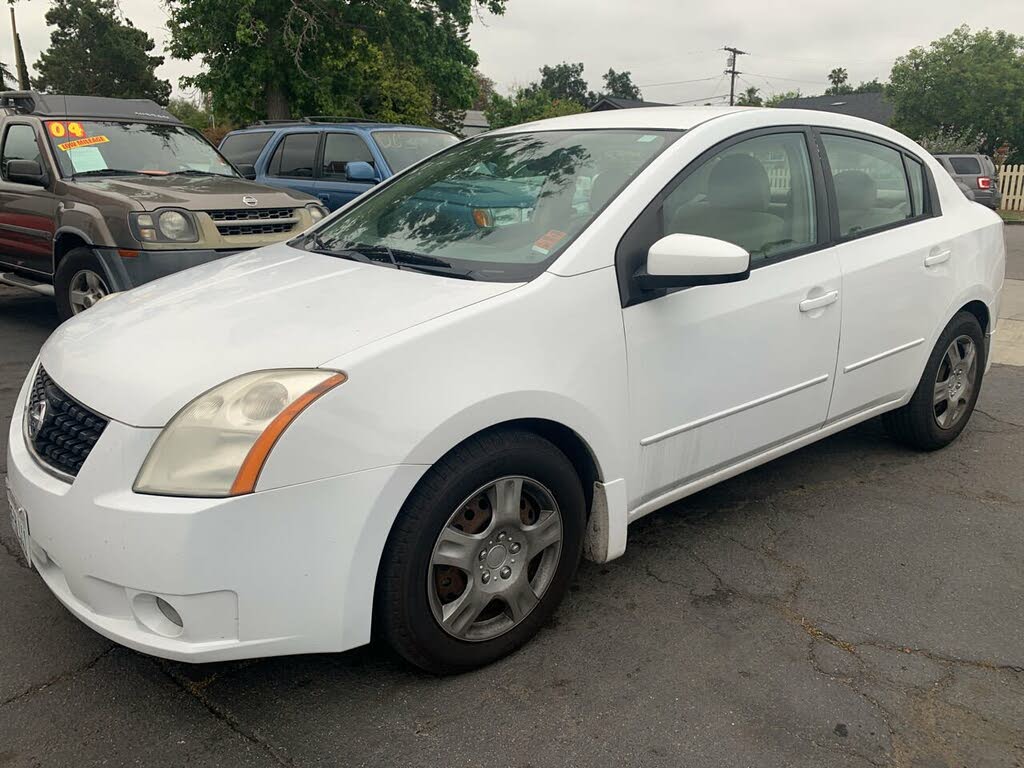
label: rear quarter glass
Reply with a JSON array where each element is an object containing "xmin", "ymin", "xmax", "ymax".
[{"xmin": 948, "ymin": 156, "xmax": 982, "ymax": 175}]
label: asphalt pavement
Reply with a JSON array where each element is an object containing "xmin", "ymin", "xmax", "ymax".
[{"xmin": 1, "ymin": 230, "xmax": 1022, "ymax": 767}]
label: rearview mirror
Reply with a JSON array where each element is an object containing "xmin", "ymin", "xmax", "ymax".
[
  {"xmin": 345, "ymin": 161, "xmax": 377, "ymax": 183},
  {"xmin": 6, "ymin": 159, "xmax": 47, "ymax": 187},
  {"xmin": 235, "ymin": 163, "xmax": 257, "ymax": 180},
  {"xmin": 634, "ymin": 233, "xmax": 750, "ymax": 291}
]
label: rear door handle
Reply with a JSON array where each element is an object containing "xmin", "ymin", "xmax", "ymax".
[
  {"xmin": 925, "ymin": 249, "xmax": 951, "ymax": 267},
  {"xmin": 799, "ymin": 290, "xmax": 839, "ymax": 312}
]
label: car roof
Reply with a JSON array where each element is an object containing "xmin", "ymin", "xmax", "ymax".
[{"xmin": 226, "ymin": 122, "xmax": 451, "ymax": 135}]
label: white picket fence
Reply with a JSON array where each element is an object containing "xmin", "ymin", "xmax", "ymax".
[{"xmin": 998, "ymin": 164, "xmax": 1024, "ymax": 211}]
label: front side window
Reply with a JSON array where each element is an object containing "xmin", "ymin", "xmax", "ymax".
[
  {"xmin": 662, "ymin": 132, "xmax": 817, "ymax": 264},
  {"xmin": 269, "ymin": 132, "xmax": 318, "ymax": 178},
  {"xmin": 373, "ymin": 130, "xmax": 459, "ymax": 173},
  {"xmin": 1, "ymin": 124, "xmax": 42, "ymax": 180},
  {"xmin": 44, "ymin": 120, "xmax": 235, "ymax": 178},
  {"xmin": 822, "ymin": 134, "xmax": 911, "ymax": 237},
  {"xmin": 304, "ymin": 129, "xmax": 680, "ymax": 282},
  {"xmin": 219, "ymin": 131, "xmax": 273, "ymax": 167},
  {"xmin": 321, "ymin": 133, "xmax": 375, "ymax": 178}
]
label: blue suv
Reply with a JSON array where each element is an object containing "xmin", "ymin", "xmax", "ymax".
[{"xmin": 219, "ymin": 118, "xmax": 459, "ymax": 211}]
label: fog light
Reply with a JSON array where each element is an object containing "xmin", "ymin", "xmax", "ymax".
[{"xmin": 156, "ymin": 597, "xmax": 183, "ymax": 627}]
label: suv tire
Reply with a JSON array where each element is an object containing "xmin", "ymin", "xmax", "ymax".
[{"xmin": 55, "ymin": 247, "xmax": 111, "ymax": 321}]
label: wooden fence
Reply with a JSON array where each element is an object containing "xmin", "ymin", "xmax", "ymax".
[{"xmin": 998, "ymin": 164, "xmax": 1024, "ymax": 211}]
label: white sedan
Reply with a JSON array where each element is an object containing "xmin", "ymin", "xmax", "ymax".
[{"xmin": 5, "ymin": 107, "xmax": 1005, "ymax": 673}]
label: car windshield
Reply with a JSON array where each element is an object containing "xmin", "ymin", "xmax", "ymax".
[
  {"xmin": 45, "ymin": 120, "xmax": 237, "ymax": 178},
  {"xmin": 305, "ymin": 129, "xmax": 681, "ymax": 281},
  {"xmin": 373, "ymin": 130, "xmax": 459, "ymax": 172}
]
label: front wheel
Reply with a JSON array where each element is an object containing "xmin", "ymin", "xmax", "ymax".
[
  {"xmin": 54, "ymin": 247, "xmax": 111, "ymax": 321},
  {"xmin": 376, "ymin": 429, "xmax": 586, "ymax": 674},
  {"xmin": 883, "ymin": 311, "xmax": 985, "ymax": 450}
]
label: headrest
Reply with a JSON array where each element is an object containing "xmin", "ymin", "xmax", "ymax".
[{"xmin": 708, "ymin": 154, "xmax": 771, "ymax": 210}]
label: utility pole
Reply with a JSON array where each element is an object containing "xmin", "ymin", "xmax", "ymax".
[
  {"xmin": 10, "ymin": 7, "xmax": 31, "ymax": 90},
  {"xmin": 723, "ymin": 46, "xmax": 747, "ymax": 106}
]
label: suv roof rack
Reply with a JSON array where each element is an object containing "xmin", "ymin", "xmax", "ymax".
[
  {"xmin": 249, "ymin": 115, "xmax": 379, "ymax": 127},
  {"xmin": 0, "ymin": 91, "xmax": 181, "ymax": 124}
]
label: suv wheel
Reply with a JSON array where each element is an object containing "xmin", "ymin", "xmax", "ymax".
[
  {"xmin": 376, "ymin": 429, "xmax": 586, "ymax": 674},
  {"xmin": 55, "ymin": 248, "xmax": 111, "ymax": 321}
]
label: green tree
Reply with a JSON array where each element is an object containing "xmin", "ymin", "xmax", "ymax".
[
  {"xmin": 472, "ymin": 70, "xmax": 496, "ymax": 110},
  {"xmin": 166, "ymin": 97, "xmax": 212, "ymax": 132},
  {"xmin": 736, "ymin": 86, "xmax": 762, "ymax": 106},
  {"xmin": 166, "ymin": 0, "xmax": 506, "ymax": 130},
  {"xmin": 915, "ymin": 126, "xmax": 987, "ymax": 155},
  {"xmin": 600, "ymin": 68, "xmax": 641, "ymax": 101},
  {"xmin": 853, "ymin": 79, "xmax": 884, "ymax": 94},
  {"xmin": 484, "ymin": 87, "xmax": 585, "ymax": 129},
  {"xmin": 888, "ymin": 26, "xmax": 1024, "ymax": 160},
  {"xmin": 764, "ymin": 89, "xmax": 801, "ymax": 107},
  {"xmin": 34, "ymin": 0, "xmax": 171, "ymax": 104},
  {"xmin": 0, "ymin": 61, "xmax": 13, "ymax": 90},
  {"xmin": 826, "ymin": 67, "xmax": 852, "ymax": 95},
  {"xmin": 533, "ymin": 62, "xmax": 592, "ymax": 105}
]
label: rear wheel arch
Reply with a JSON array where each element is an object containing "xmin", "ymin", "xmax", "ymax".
[{"xmin": 959, "ymin": 299, "xmax": 990, "ymax": 336}]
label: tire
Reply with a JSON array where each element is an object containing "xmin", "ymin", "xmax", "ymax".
[
  {"xmin": 883, "ymin": 311, "xmax": 985, "ymax": 450},
  {"xmin": 376, "ymin": 429, "xmax": 586, "ymax": 674},
  {"xmin": 54, "ymin": 247, "xmax": 111, "ymax": 321}
]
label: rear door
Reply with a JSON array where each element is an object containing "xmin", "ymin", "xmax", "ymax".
[
  {"xmin": 261, "ymin": 130, "xmax": 321, "ymax": 198},
  {"xmin": 820, "ymin": 130, "xmax": 956, "ymax": 421},
  {"xmin": 0, "ymin": 121, "xmax": 59, "ymax": 275},
  {"xmin": 317, "ymin": 131, "xmax": 379, "ymax": 210}
]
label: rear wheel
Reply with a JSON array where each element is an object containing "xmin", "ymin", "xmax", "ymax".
[
  {"xmin": 54, "ymin": 247, "xmax": 110, "ymax": 321},
  {"xmin": 883, "ymin": 311, "xmax": 985, "ymax": 450},
  {"xmin": 376, "ymin": 429, "xmax": 586, "ymax": 674}
]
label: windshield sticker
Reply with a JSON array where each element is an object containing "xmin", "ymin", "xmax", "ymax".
[
  {"xmin": 66, "ymin": 146, "xmax": 107, "ymax": 173},
  {"xmin": 637, "ymin": 134, "xmax": 659, "ymax": 143},
  {"xmin": 57, "ymin": 135, "xmax": 109, "ymax": 152},
  {"xmin": 532, "ymin": 229, "xmax": 568, "ymax": 255},
  {"xmin": 47, "ymin": 121, "xmax": 88, "ymax": 139}
]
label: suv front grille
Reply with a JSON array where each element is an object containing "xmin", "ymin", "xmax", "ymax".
[
  {"xmin": 206, "ymin": 207, "xmax": 299, "ymax": 237},
  {"xmin": 26, "ymin": 368, "xmax": 108, "ymax": 478}
]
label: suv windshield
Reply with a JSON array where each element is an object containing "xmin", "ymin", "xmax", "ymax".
[
  {"xmin": 45, "ymin": 120, "xmax": 237, "ymax": 178},
  {"xmin": 373, "ymin": 130, "xmax": 459, "ymax": 172},
  {"xmin": 306, "ymin": 129, "xmax": 681, "ymax": 281}
]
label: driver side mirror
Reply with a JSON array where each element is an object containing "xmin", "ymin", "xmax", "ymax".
[
  {"xmin": 235, "ymin": 163, "xmax": 258, "ymax": 180},
  {"xmin": 634, "ymin": 233, "xmax": 750, "ymax": 291},
  {"xmin": 345, "ymin": 161, "xmax": 377, "ymax": 183},
  {"xmin": 6, "ymin": 159, "xmax": 48, "ymax": 187}
]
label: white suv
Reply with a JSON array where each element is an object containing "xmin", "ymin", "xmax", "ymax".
[{"xmin": 6, "ymin": 106, "xmax": 1005, "ymax": 673}]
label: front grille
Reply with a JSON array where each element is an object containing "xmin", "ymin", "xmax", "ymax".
[
  {"xmin": 26, "ymin": 368, "xmax": 108, "ymax": 478},
  {"xmin": 205, "ymin": 208, "xmax": 299, "ymax": 237}
]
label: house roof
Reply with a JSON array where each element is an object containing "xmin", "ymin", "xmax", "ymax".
[
  {"xmin": 463, "ymin": 110, "xmax": 489, "ymax": 128},
  {"xmin": 776, "ymin": 92, "xmax": 894, "ymax": 126},
  {"xmin": 590, "ymin": 96, "xmax": 669, "ymax": 112}
]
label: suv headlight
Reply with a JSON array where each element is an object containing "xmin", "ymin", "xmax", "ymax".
[
  {"xmin": 130, "ymin": 209, "xmax": 199, "ymax": 243},
  {"xmin": 306, "ymin": 203, "xmax": 328, "ymax": 221},
  {"xmin": 134, "ymin": 369, "xmax": 347, "ymax": 497}
]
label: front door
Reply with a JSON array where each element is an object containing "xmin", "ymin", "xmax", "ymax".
[
  {"xmin": 0, "ymin": 122, "xmax": 58, "ymax": 274},
  {"xmin": 318, "ymin": 131, "xmax": 379, "ymax": 210},
  {"xmin": 621, "ymin": 129, "xmax": 841, "ymax": 507}
]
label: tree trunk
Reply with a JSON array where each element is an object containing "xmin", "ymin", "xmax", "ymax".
[{"xmin": 265, "ymin": 82, "xmax": 290, "ymax": 120}]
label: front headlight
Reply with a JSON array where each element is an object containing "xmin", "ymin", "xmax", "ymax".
[
  {"xmin": 134, "ymin": 369, "xmax": 347, "ymax": 497},
  {"xmin": 307, "ymin": 203, "xmax": 328, "ymax": 221},
  {"xmin": 130, "ymin": 209, "xmax": 199, "ymax": 243}
]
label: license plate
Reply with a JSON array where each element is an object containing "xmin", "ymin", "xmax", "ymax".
[{"xmin": 5, "ymin": 484, "xmax": 31, "ymax": 568}]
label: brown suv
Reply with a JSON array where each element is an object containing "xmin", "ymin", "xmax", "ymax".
[{"xmin": 0, "ymin": 91, "xmax": 326, "ymax": 319}]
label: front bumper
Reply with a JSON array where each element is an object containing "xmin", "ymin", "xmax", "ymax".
[
  {"xmin": 6, "ymin": 372, "xmax": 426, "ymax": 662},
  {"xmin": 96, "ymin": 248, "xmax": 243, "ymax": 292}
]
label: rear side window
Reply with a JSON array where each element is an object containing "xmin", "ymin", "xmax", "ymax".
[
  {"xmin": 822, "ymin": 134, "xmax": 911, "ymax": 237},
  {"xmin": 321, "ymin": 133, "xmax": 374, "ymax": 178},
  {"xmin": 948, "ymin": 156, "xmax": 982, "ymax": 175},
  {"xmin": 662, "ymin": 132, "xmax": 817, "ymax": 265},
  {"xmin": 907, "ymin": 157, "xmax": 926, "ymax": 217},
  {"xmin": 268, "ymin": 132, "xmax": 319, "ymax": 178},
  {"xmin": 1, "ymin": 124, "xmax": 42, "ymax": 179},
  {"xmin": 219, "ymin": 131, "xmax": 272, "ymax": 166}
]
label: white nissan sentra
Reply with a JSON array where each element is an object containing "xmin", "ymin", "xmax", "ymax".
[{"xmin": 5, "ymin": 107, "xmax": 1005, "ymax": 673}]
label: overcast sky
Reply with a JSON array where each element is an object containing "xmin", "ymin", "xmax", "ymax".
[{"xmin": 2, "ymin": 0, "xmax": 1023, "ymax": 106}]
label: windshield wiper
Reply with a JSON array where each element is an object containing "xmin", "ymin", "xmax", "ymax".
[
  {"xmin": 304, "ymin": 234, "xmax": 396, "ymax": 268},
  {"xmin": 71, "ymin": 169, "xmax": 146, "ymax": 178},
  {"xmin": 166, "ymin": 169, "xmax": 237, "ymax": 178}
]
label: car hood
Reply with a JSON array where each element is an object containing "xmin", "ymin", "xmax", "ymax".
[
  {"xmin": 73, "ymin": 174, "xmax": 316, "ymax": 209},
  {"xmin": 40, "ymin": 244, "xmax": 520, "ymax": 427}
]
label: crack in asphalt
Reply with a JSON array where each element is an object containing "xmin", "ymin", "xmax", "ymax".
[
  {"xmin": 156, "ymin": 660, "xmax": 295, "ymax": 767},
  {"xmin": 974, "ymin": 407, "xmax": 1024, "ymax": 429},
  {"xmin": 0, "ymin": 646, "xmax": 115, "ymax": 709}
]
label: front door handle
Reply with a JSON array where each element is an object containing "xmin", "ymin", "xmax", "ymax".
[
  {"xmin": 924, "ymin": 249, "xmax": 951, "ymax": 267},
  {"xmin": 799, "ymin": 290, "xmax": 839, "ymax": 313}
]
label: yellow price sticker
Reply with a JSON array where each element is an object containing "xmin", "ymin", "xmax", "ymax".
[{"xmin": 57, "ymin": 135, "xmax": 109, "ymax": 152}]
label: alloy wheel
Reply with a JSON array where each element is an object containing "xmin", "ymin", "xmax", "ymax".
[
  {"xmin": 68, "ymin": 269, "xmax": 110, "ymax": 315},
  {"xmin": 933, "ymin": 334, "xmax": 977, "ymax": 429}
]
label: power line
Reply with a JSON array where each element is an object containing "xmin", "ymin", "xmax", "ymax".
[
  {"xmin": 747, "ymin": 52, "xmax": 894, "ymax": 65},
  {"xmin": 671, "ymin": 94, "xmax": 730, "ymax": 105},
  {"xmin": 745, "ymin": 71, "xmax": 827, "ymax": 85},
  {"xmin": 638, "ymin": 75, "xmax": 720, "ymax": 89},
  {"xmin": 723, "ymin": 46, "xmax": 747, "ymax": 106}
]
